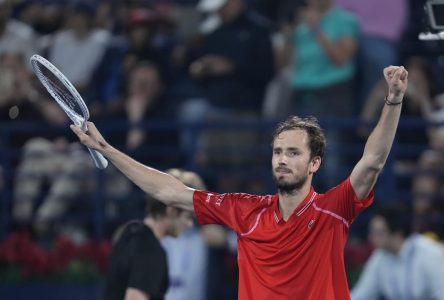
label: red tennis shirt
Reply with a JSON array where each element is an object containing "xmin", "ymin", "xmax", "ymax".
[{"xmin": 193, "ymin": 177, "xmax": 373, "ymax": 300}]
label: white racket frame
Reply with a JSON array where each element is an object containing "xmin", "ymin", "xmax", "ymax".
[{"xmin": 30, "ymin": 54, "xmax": 108, "ymax": 169}]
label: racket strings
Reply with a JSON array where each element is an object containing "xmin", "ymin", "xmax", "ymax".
[{"xmin": 34, "ymin": 63, "xmax": 86, "ymax": 124}]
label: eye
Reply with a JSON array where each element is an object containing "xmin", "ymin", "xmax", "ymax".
[
  {"xmin": 288, "ymin": 151, "xmax": 298, "ymax": 157},
  {"xmin": 273, "ymin": 149, "xmax": 281, "ymax": 155}
]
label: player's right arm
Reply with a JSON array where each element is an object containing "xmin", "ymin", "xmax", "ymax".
[{"xmin": 70, "ymin": 122, "xmax": 195, "ymax": 212}]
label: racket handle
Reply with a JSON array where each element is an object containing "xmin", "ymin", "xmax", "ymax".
[{"xmin": 88, "ymin": 147, "xmax": 108, "ymax": 169}]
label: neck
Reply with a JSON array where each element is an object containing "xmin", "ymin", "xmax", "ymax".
[
  {"xmin": 221, "ymin": 5, "xmax": 244, "ymax": 23},
  {"xmin": 278, "ymin": 182, "xmax": 311, "ymax": 221},
  {"xmin": 74, "ymin": 28, "xmax": 89, "ymax": 39},
  {"xmin": 143, "ymin": 217, "xmax": 167, "ymax": 240}
]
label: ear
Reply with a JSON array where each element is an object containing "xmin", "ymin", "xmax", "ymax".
[{"xmin": 310, "ymin": 156, "xmax": 321, "ymax": 174}]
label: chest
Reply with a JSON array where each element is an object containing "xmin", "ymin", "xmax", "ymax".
[
  {"xmin": 207, "ymin": 27, "xmax": 253, "ymax": 56},
  {"xmin": 239, "ymin": 207, "xmax": 347, "ymax": 260}
]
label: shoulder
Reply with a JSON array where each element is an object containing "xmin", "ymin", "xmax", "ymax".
[
  {"xmin": 321, "ymin": 177, "xmax": 353, "ymax": 198},
  {"xmin": 415, "ymin": 235, "xmax": 444, "ymax": 257}
]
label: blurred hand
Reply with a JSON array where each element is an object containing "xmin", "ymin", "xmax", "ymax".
[
  {"xmin": 189, "ymin": 55, "xmax": 235, "ymax": 79},
  {"xmin": 384, "ymin": 66, "xmax": 408, "ymax": 102}
]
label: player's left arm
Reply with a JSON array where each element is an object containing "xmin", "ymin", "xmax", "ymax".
[{"xmin": 350, "ymin": 66, "xmax": 408, "ymax": 200}]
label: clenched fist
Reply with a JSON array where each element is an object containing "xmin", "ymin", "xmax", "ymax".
[{"xmin": 383, "ymin": 66, "xmax": 408, "ymax": 103}]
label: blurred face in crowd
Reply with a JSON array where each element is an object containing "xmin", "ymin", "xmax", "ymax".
[
  {"xmin": 218, "ymin": 0, "xmax": 244, "ymax": 22},
  {"xmin": 166, "ymin": 208, "xmax": 194, "ymax": 237},
  {"xmin": 128, "ymin": 25, "xmax": 152, "ymax": 49},
  {"xmin": 272, "ymin": 129, "xmax": 320, "ymax": 193},
  {"xmin": 129, "ymin": 64, "xmax": 162, "ymax": 100},
  {"xmin": 69, "ymin": 11, "xmax": 93, "ymax": 34},
  {"xmin": 368, "ymin": 216, "xmax": 391, "ymax": 250}
]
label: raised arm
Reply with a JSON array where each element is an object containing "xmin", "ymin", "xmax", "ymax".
[
  {"xmin": 70, "ymin": 122, "xmax": 195, "ymax": 211},
  {"xmin": 350, "ymin": 66, "xmax": 408, "ymax": 200}
]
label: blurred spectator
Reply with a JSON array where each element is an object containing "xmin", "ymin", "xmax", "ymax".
[
  {"xmin": 105, "ymin": 195, "xmax": 194, "ymax": 300},
  {"xmin": 162, "ymin": 169, "xmax": 237, "ymax": 300},
  {"xmin": 412, "ymin": 93, "xmax": 444, "ymax": 237},
  {"xmin": 180, "ymin": 0, "xmax": 274, "ymax": 172},
  {"xmin": 48, "ymin": 2, "xmax": 110, "ymax": 93},
  {"xmin": 352, "ymin": 204, "xmax": 444, "ymax": 300},
  {"xmin": 0, "ymin": 51, "xmax": 69, "ymax": 149},
  {"xmin": 276, "ymin": 0, "xmax": 359, "ymax": 188},
  {"xmin": 0, "ymin": 0, "xmax": 38, "ymax": 66},
  {"xmin": 89, "ymin": 4, "xmax": 177, "ymax": 110},
  {"xmin": 16, "ymin": 1, "xmax": 64, "ymax": 35},
  {"xmin": 187, "ymin": 0, "xmax": 274, "ymax": 113},
  {"xmin": 161, "ymin": 168, "xmax": 209, "ymax": 300},
  {"xmin": 102, "ymin": 61, "xmax": 180, "ymax": 167},
  {"xmin": 359, "ymin": 57, "xmax": 439, "ymax": 169},
  {"xmin": 12, "ymin": 137, "xmax": 131, "ymax": 240},
  {"xmin": 280, "ymin": 0, "xmax": 358, "ymax": 116},
  {"xmin": 336, "ymin": 0, "xmax": 407, "ymax": 109},
  {"xmin": 0, "ymin": 51, "xmax": 37, "ymax": 119}
]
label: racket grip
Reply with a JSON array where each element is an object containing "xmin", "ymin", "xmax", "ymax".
[{"xmin": 88, "ymin": 147, "xmax": 108, "ymax": 169}]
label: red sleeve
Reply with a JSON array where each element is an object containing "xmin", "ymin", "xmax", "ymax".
[
  {"xmin": 316, "ymin": 177, "xmax": 374, "ymax": 223},
  {"xmin": 193, "ymin": 190, "xmax": 269, "ymax": 234}
]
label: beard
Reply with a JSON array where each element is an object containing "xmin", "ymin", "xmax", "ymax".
[{"xmin": 273, "ymin": 173, "xmax": 308, "ymax": 194}]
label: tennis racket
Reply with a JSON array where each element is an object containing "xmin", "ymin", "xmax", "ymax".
[{"xmin": 30, "ymin": 54, "xmax": 108, "ymax": 169}]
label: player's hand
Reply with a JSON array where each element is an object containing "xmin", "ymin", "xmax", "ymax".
[
  {"xmin": 384, "ymin": 65, "xmax": 408, "ymax": 103},
  {"xmin": 70, "ymin": 121, "xmax": 108, "ymax": 152}
]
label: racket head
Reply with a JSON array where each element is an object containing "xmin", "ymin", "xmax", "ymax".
[{"xmin": 30, "ymin": 54, "xmax": 89, "ymax": 126}]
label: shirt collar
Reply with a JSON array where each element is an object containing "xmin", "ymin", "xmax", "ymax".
[{"xmin": 273, "ymin": 187, "xmax": 316, "ymax": 224}]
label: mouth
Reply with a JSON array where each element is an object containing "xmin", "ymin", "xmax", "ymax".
[{"xmin": 275, "ymin": 168, "xmax": 292, "ymax": 175}]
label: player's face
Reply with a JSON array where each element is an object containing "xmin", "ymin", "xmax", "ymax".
[
  {"xmin": 272, "ymin": 129, "xmax": 320, "ymax": 192},
  {"xmin": 368, "ymin": 216, "xmax": 391, "ymax": 249}
]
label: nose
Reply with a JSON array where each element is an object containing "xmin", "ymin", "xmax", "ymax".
[{"xmin": 277, "ymin": 154, "xmax": 287, "ymax": 165}]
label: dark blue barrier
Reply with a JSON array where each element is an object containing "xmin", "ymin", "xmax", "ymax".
[{"xmin": 0, "ymin": 282, "xmax": 104, "ymax": 300}]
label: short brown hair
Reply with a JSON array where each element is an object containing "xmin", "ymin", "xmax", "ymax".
[{"xmin": 272, "ymin": 116, "xmax": 326, "ymax": 160}]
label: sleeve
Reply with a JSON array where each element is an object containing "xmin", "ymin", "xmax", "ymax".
[
  {"xmin": 351, "ymin": 251, "xmax": 383, "ymax": 300},
  {"xmin": 127, "ymin": 240, "xmax": 167, "ymax": 297},
  {"xmin": 317, "ymin": 177, "xmax": 374, "ymax": 223},
  {"xmin": 193, "ymin": 191, "xmax": 267, "ymax": 234}
]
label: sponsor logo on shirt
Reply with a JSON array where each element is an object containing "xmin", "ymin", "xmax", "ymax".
[{"xmin": 308, "ymin": 219, "xmax": 316, "ymax": 228}]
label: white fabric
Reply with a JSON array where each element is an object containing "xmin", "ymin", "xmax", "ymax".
[
  {"xmin": 352, "ymin": 235, "xmax": 444, "ymax": 300},
  {"xmin": 161, "ymin": 227, "xmax": 208, "ymax": 300},
  {"xmin": 49, "ymin": 29, "xmax": 110, "ymax": 86}
]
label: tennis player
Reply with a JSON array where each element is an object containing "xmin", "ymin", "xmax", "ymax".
[{"xmin": 71, "ymin": 65, "xmax": 408, "ymax": 300}]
